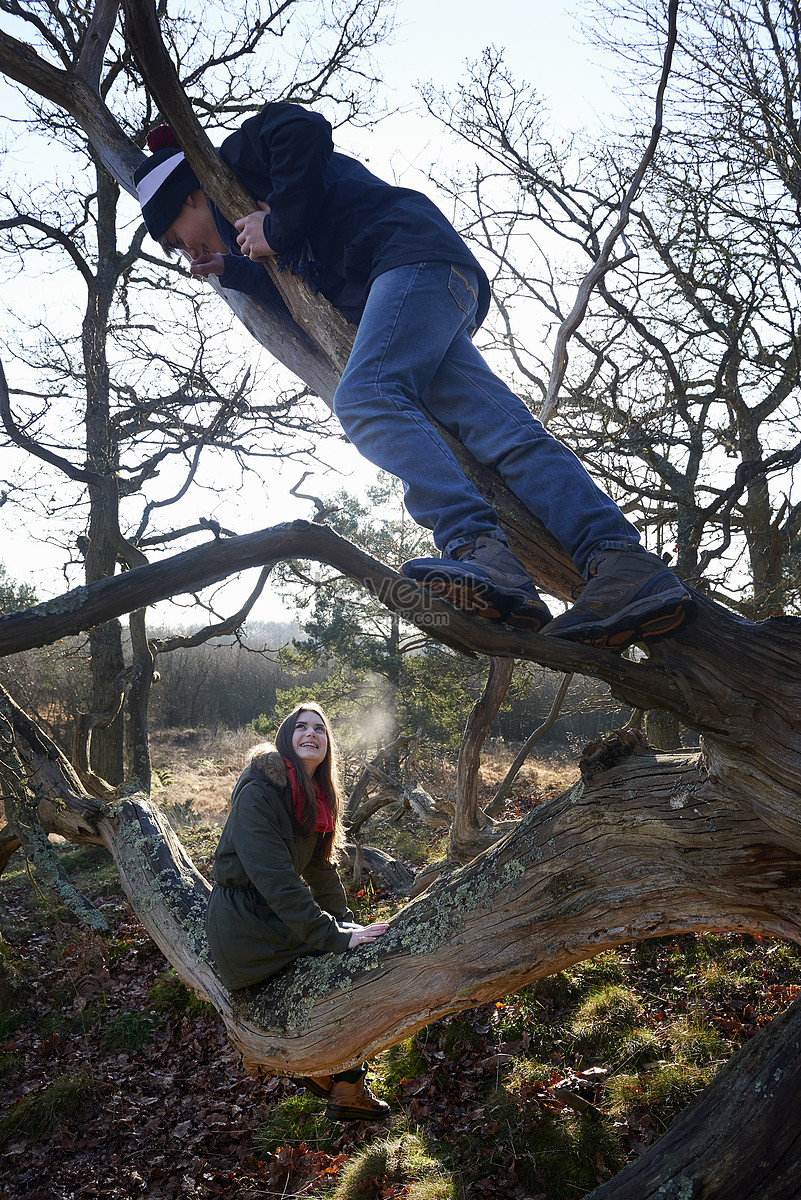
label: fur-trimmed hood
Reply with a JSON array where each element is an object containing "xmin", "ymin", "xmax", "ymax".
[{"xmin": 243, "ymin": 742, "xmax": 288, "ymax": 791}]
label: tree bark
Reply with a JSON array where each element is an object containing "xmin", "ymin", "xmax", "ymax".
[
  {"xmin": 449, "ymin": 656, "xmax": 515, "ymax": 860},
  {"xmin": 83, "ymin": 163, "xmax": 126, "ymax": 783},
  {"xmin": 125, "ymin": 609, "xmax": 154, "ymax": 792},
  {"xmin": 645, "ymin": 708, "xmax": 682, "ymax": 750}
]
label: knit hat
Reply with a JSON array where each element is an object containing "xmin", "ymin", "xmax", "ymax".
[{"xmin": 134, "ymin": 125, "xmax": 200, "ymax": 241}]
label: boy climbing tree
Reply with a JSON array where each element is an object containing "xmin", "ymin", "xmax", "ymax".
[{"xmin": 135, "ymin": 104, "xmax": 694, "ymax": 654}]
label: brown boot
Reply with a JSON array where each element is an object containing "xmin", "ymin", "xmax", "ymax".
[
  {"xmin": 325, "ymin": 1076, "xmax": 391, "ymax": 1122},
  {"xmin": 291, "ymin": 1074, "xmax": 333, "ymax": 1099},
  {"xmin": 402, "ymin": 535, "xmax": 553, "ymax": 632},
  {"xmin": 543, "ymin": 548, "xmax": 695, "ymax": 652}
]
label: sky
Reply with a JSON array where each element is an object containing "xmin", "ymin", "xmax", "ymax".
[
  {"xmin": 347, "ymin": 0, "xmax": 625, "ymax": 177},
  {"xmin": 382, "ymin": 0, "xmax": 619, "ymax": 119},
  {"xmin": 0, "ymin": 0, "xmax": 629, "ymax": 626}
]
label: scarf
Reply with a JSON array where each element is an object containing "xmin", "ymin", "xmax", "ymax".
[
  {"xmin": 282, "ymin": 757, "xmax": 335, "ymax": 833},
  {"xmin": 276, "ymin": 238, "xmax": 321, "ymax": 292}
]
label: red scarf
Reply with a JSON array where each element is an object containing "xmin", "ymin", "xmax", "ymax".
[{"xmin": 282, "ymin": 757, "xmax": 335, "ymax": 833}]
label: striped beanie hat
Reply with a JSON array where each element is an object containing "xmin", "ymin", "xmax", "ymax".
[{"xmin": 134, "ymin": 126, "xmax": 200, "ymax": 240}]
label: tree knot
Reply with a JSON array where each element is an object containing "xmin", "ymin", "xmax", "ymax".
[{"xmin": 579, "ymin": 728, "xmax": 647, "ymax": 782}]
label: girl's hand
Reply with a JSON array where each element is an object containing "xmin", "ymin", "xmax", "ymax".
[
  {"xmin": 189, "ymin": 251, "xmax": 225, "ymax": 277},
  {"xmin": 347, "ymin": 921, "xmax": 390, "ymax": 949},
  {"xmin": 235, "ymin": 201, "xmax": 275, "ymax": 261}
]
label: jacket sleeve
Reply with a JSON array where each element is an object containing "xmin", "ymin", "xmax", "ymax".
[
  {"xmin": 301, "ymin": 855, "xmax": 357, "ymax": 925},
  {"xmin": 225, "ymin": 102, "xmax": 334, "ymax": 255},
  {"xmin": 231, "ymin": 782, "xmax": 352, "ymax": 955}
]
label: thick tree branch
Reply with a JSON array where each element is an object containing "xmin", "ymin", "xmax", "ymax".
[
  {"xmin": 590, "ymin": 987, "xmax": 801, "ymax": 1199},
  {"xmin": 0, "ymin": 23, "xmax": 141, "ymax": 183},
  {"xmin": 3, "ymin": 515, "xmax": 799, "ymax": 762},
  {"xmin": 0, "ymin": 518, "xmax": 705, "ymax": 717},
  {"xmin": 0, "ymin": 711, "xmax": 107, "ymax": 929},
  {"xmin": 76, "ymin": 0, "xmax": 120, "ymax": 91},
  {"xmin": 450, "ymin": 655, "xmax": 515, "ymax": 859}
]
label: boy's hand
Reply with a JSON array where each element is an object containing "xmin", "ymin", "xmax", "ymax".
[
  {"xmin": 235, "ymin": 201, "xmax": 275, "ymax": 261},
  {"xmin": 189, "ymin": 251, "xmax": 225, "ymax": 277}
]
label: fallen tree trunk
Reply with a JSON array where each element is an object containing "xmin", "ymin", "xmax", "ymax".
[
  {"xmin": 4, "ymin": 553, "xmax": 801, "ymax": 1196},
  {"xmin": 6, "ymin": 678, "xmax": 801, "ymax": 1076},
  {"xmin": 340, "ymin": 843, "xmax": 415, "ymax": 894}
]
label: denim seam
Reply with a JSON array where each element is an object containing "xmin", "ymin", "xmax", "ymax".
[{"xmin": 447, "ymin": 265, "xmax": 479, "ymax": 316}]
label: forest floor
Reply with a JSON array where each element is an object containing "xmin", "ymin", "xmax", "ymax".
[{"xmin": 2, "ymin": 731, "xmax": 801, "ymax": 1200}]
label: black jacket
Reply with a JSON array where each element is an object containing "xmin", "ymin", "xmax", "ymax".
[{"xmin": 208, "ymin": 101, "xmax": 491, "ymax": 326}]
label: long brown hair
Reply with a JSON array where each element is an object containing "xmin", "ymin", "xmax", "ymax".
[{"xmin": 273, "ymin": 701, "xmax": 345, "ymax": 863}]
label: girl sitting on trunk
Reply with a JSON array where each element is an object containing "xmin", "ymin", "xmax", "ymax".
[{"xmin": 206, "ymin": 701, "xmax": 390, "ymax": 1122}]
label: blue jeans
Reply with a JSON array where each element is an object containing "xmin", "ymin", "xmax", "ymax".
[{"xmin": 333, "ymin": 262, "xmax": 640, "ymax": 577}]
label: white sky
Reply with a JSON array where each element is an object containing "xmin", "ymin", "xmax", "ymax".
[{"xmin": 1, "ymin": 0, "xmax": 629, "ymax": 625}]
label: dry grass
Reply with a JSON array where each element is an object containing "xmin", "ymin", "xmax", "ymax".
[
  {"xmin": 148, "ymin": 728, "xmax": 579, "ymax": 827},
  {"xmin": 149, "ymin": 727, "xmax": 256, "ymax": 824},
  {"xmin": 479, "ymin": 739, "xmax": 578, "ymax": 795}
]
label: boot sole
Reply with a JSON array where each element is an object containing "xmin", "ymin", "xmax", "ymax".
[
  {"xmin": 325, "ymin": 1103, "xmax": 390, "ymax": 1123},
  {"xmin": 546, "ymin": 594, "xmax": 696, "ymax": 652},
  {"xmin": 402, "ymin": 565, "xmax": 552, "ymax": 632}
]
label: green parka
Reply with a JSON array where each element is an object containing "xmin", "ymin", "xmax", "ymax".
[{"xmin": 206, "ymin": 744, "xmax": 355, "ymax": 989}]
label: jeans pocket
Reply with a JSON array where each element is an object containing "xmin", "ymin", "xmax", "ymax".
[{"xmin": 448, "ymin": 264, "xmax": 479, "ymax": 319}]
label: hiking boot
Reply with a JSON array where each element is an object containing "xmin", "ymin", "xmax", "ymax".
[
  {"xmin": 402, "ymin": 535, "xmax": 553, "ymax": 632},
  {"xmin": 325, "ymin": 1076, "xmax": 391, "ymax": 1123},
  {"xmin": 292, "ymin": 1074, "xmax": 333, "ymax": 1099},
  {"xmin": 543, "ymin": 548, "xmax": 695, "ymax": 652}
]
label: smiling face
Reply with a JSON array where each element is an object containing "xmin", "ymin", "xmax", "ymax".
[
  {"xmin": 162, "ymin": 189, "xmax": 228, "ymax": 259},
  {"xmin": 291, "ymin": 710, "xmax": 329, "ymax": 777}
]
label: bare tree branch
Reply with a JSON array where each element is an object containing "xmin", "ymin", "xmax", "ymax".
[
  {"xmin": 75, "ymin": 0, "xmax": 120, "ymax": 92},
  {"xmin": 485, "ymin": 671, "xmax": 574, "ymax": 817},
  {"xmin": 0, "ymin": 355, "xmax": 105, "ymax": 486},
  {"xmin": 539, "ymin": 0, "xmax": 679, "ymax": 424},
  {"xmin": 0, "ymin": 22, "xmax": 141, "ymax": 183},
  {"xmin": 450, "ymin": 655, "xmax": 515, "ymax": 859}
]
